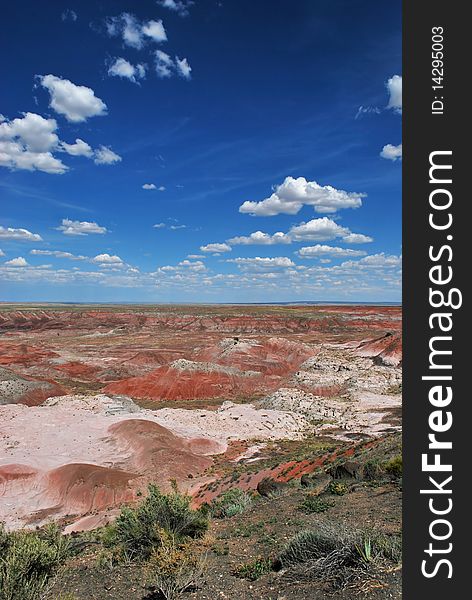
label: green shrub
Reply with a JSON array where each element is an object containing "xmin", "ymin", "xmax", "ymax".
[
  {"xmin": 234, "ymin": 556, "xmax": 272, "ymax": 581},
  {"xmin": 146, "ymin": 532, "xmax": 207, "ymax": 600},
  {"xmin": 209, "ymin": 488, "xmax": 253, "ymax": 518},
  {"xmin": 384, "ymin": 455, "xmax": 402, "ymax": 478},
  {"xmin": 363, "ymin": 459, "xmax": 385, "ymax": 481},
  {"xmin": 0, "ymin": 523, "xmax": 71, "ymax": 600},
  {"xmin": 298, "ymin": 495, "xmax": 334, "ymax": 514},
  {"xmin": 327, "ymin": 481, "xmax": 348, "ymax": 496},
  {"xmin": 103, "ymin": 484, "xmax": 209, "ymax": 561},
  {"xmin": 277, "ymin": 523, "xmax": 402, "ymax": 589}
]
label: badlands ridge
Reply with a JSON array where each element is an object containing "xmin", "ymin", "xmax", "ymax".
[{"xmin": 0, "ymin": 304, "xmax": 401, "ymax": 532}]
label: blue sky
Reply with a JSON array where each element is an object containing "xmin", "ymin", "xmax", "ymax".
[{"xmin": 0, "ymin": 0, "xmax": 402, "ymax": 303}]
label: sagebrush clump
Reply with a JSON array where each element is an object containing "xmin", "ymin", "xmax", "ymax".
[
  {"xmin": 102, "ymin": 483, "xmax": 209, "ymax": 562},
  {"xmin": 146, "ymin": 530, "xmax": 207, "ymax": 600},
  {"xmin": 0, "ymin": 523, "xmax": 71, "ymax": 600},
  {"xmin": 384, "ymin": 455, "xmax": 402, "ymax": 478},
  {"xmin": 209, "ymin": 488, "xmax": 253, "ymax": 518},
  {"xmin": 298, "ymin": 495, "xmax": 334, "ymax": 514},
  {"xmin": 277, "ymin": 523, "xmax": 402, "ymax": 589}
]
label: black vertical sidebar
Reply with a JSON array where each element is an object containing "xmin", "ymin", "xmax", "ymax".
[{"xmin": 403, "ymin": 2, "xmax": 467, "ymax": 598}]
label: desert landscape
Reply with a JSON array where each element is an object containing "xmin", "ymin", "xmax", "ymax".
[{"xmin": 0, "ymin": 303, "xmax": 402, "ymax": 599}]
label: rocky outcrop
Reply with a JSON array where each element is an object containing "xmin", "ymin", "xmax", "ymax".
[
  {"xmin": 0, "ymin": 366, "xmax": 66, "ymax": 406},
  {"xmin": 355, "ymin": 333, "xmax": 402, "ymax": 367}
]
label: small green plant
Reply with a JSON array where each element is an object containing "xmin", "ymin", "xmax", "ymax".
[
  {"xmin": 0, "ymin": 523, "xmax": 71, "ymax": 600},
  {"xmin": 298, "ymin": 495, "xmax": 334, "ymax": 514},
  {"xmin": 102, "ymin": 484, "xmax": 209, "ymax": 562},
  {"xmin": 328, "ymin": 481, "xmax": 348, "ymax": 496},
  {"xmin": 234, "ymin": 556, "xmax": 272, "ymax": 581},
  {"xmin": 355, "ymin": 538, "xmax": 372, "ymax": 564},
  {"xmin": 211, "ymin": 544, "xmax": 229, "ymax": 556},
  {"xmin": 384, "ymin": 455, "xmax": 402, "ymax": 478},
  {"xmin": 209, "ymin": 488, "xmax": 253, "ymax": 518}
]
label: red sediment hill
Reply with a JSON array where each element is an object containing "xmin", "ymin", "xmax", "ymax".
[
  {"xmin": 0, "ymin": 307, "xmax": 401, "ymax": 335},
  {"xmin": 0, "ymin": 463, "xmax": 38, "ymax": 487},
  {"xmin": 355, "ymin": 333, "xmax": 402, "ymax": 367},
  {"xmin": 52, "ymin": 361, "xmax": 100, "ymax": 378},
  {"xmin": 104, "ymin": 337, "xmax": 317, "ymax": 402},
  {"xmin": 40, "ymin": 463, "xmax": 138, "ymax": 516},
  {"xmin": 108, "ymin": 419, "xmax": 216, "ymax": 480},
  {"xmin": 193, "ymin": 337, "xmax": 316, "ymax": 375},
  {"xmin": 104, "ymin": 359, "xmax": 279, "ymax": 401}
]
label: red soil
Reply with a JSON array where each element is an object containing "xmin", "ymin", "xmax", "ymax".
[
  {"xmin": 103, "ymin": 363, "xmax": 280, "ymax": 401},
  {"xmin": 53, "ymin": 362, "xmax": 100, "ymax": 378},
  {"xmin": 18, "ymin": 383, "xmax": 67, "ymax": 406},
  {"xmin": 0, "ymin": 307, "xmax": 402, "ymax": 336},
  {"xmin": 0, "ymin": 463, "xmax": 38, "ymax": 485},
  {"xmin": 0, "ymin": 342, "xmax": 57, "ymax": 366},
  {"xmin": 42, "ymin": 463, "xmax": 138, "ymax": 514},
  {"xmin": 193, "ymin": 337, "xmax": 316, "ymax": 375},
  {"xmin": 108, "ymin": 419, "xmax": 216, "ymax": 480}
]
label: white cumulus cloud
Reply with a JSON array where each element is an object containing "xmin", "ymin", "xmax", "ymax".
[
  {"xmin": 0, "ymin": 112, "xmax": 68, "ymax": 174},
  {"xmin": 342, "ymin": 233, "xmax": 374, "ymax": 244},
  {"xmin": 108, "ymin": 58, "xmax": 146, "ymax": 83},
  {"xmin": 227, "ymin": 257, "xmax": 296, "ymax": 270},
  {"xmin": 142, "ymin": 20, "xmax": 167, "ymax": 43},
  {"xmin": 387, "ymin": 75, "xmax": 402, "ymax": 113},
  {"xmin": 239, "ymin": 176, "xmax": 364, "ymax": 216},
  {"xmin": 39, "ymin": 75, "xmax": 107, "ymax": 122},
  {"xmin": 94, "ymin": 146, "xmax": 121, "ymax": 165},
  {"xmin": 155, "ymin": 51, "xmax": 191, "ymax": 79},
  {"xmin": 200, "ymin": 243, "xmax": 232, "ymax": 253},
  {"xmin": 143, "ymin": 183, "xmax": 157, "ymax": 190},
  {"xmin": 4, "ymin": 256, "xmax": 28, "ymax": 267},
  {"xmin": 380, "ymin": 143, "xmax": 402, "ymax": 161},
  {"xmin": 288, "ymin": 218, "xmax": 349, "ymax": 242},
  {"xmin": 91, "ymin": 253, "xmax": 124, "ymax": 265},
  {"xmin": 60, "ymin": 138, "xmax": 93, "ymax": 157},
  {"xmin": 0, "ymin": 226, "xmax": 43, "ymax": 241},
  {"xmin": 57, "ymin": 219, "xmax": 107, "ymax": 236},
  {"xmin": 106, "ymin": 13, "xmax": 167, "ymax": 49},
  {"xmin": 296, "ymin": 245, "xmax": 367, "ymax": 259},
  {"xmin": 228, "ymin": 231, "xmax": 291, "ymax": 245}
]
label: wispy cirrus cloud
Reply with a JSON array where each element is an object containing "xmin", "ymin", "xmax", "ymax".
[{"xmin": 156, "ymin": 0, "xmax": 194, "ymax": 17}]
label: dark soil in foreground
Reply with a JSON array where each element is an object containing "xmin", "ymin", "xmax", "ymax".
[{"xmin": 46, "ymin": 435, "xmax": 402, "ymax": 600}]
